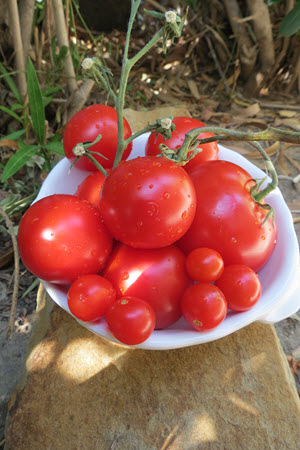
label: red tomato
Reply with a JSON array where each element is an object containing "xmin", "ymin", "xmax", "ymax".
[
  {"xmin": 75, "ymin": 171, "xmax": 107, "ymax": 207},
  {"xmin": 181, "ymin": 283, "xmax": 227, "ymax": 331},
  {"xmin": 17, "ymin": 194, "xmax": 113, "ymax": 284},
  {"xmin": 102, "ymin": 243, "xmax": 191, "ymax": 329},
  {"xmin": 215, "ymin": 265, "xmax": 262, "ymax": 311},
  {"xmin": 186, "ymin": 247, "xmax": 224, "ymax": 282},
  {"xmin": 105, "ymin": 297, "xmax": 156, "ymax": 345},
  {"xmin": 67, "ymin": 275, "xmax": 116, "ymax": 322},
  {"xmin": 145, "ymin": 117, "xmax": 219, "ymax": 173},
  {"xmin": 63, "ymin": 104, "xmax": 132, "ymax": 171},
  {"xmin": 178, "ymin": 160, "xmax": 278, "ymax": 272},
  {"xmin": 99, "ymin": 156, "xmax": 196, "ymax": 249}
]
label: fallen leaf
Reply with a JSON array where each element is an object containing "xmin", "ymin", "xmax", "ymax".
[
  {"xmin": 187, "ymin": 79, "xmax": 201, "ymax": 100},
  {"xmin": 0, "ymin": 140, "xmax": 19, "ymax": 150},
  {"xmin": 279, "ymin": 110, "xmax": 298, "ymax": 118}
]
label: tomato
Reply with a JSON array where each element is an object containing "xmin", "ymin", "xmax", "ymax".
[
  {"xmin": 215, "ymin": 265, "xmax": 262, "ymax": 311},
  {"xmin": 17, "ymin": 194, "xmax": 113, "ymax": 284},
  {"xmin": 102, "ymin": 243, "xmax": 191, "ymax": 329},
  {"xmin": 75, "ymin": 171, "xmax": 107, "ymax": 208},
  {"xmin": 178, "ymin": 160, "xmax": 278, "ymax": 272},
  {"xmin": 181, "ymin": 283, "xmax": 227, "ymax": 331},
  {"xmin": 185, "ymin": 248, "xmax": 224, "ymax": 282},
  {"xmin": 105, "ymin": 297, "xmax": 156, "ymax": 345},
  {"xmin": 99, "ymin": 156, "xmax": 196, "ymax": 249},
  {"xmin": 67, "ymin": 275, "xmax": 116, "ymax": 322},
  {"xmin": 145, "ymin": 117, "xmax": 219, "ymax": 173},
  {"xmin": 63, "ymin": 104, "xmax": 132, "ymax": 171}
]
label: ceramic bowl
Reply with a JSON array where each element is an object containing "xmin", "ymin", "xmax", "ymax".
[{"xmin": 35, "ymin": 135, "xmax": 300, "ymax": 350}]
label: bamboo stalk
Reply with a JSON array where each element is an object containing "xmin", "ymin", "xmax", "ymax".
[{"xmin": 52, "ymin": 0, "xmax": 77, "ymax": 93}]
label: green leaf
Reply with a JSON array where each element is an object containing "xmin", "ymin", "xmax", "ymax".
[
  {"xmin": 21, "ymin": 278, "xmax": 40, "ymax": 299},
  {"xmin": 1, "ymin": 142, "xmax": 39, "ymax": 182},
  {"xmin": 27, "ymin": 57, "xmax": 45, "ymax": 144},
  {"xmin": 0, "ymin": 130, "xmax": 25, "ymax": 143},
  {"xmin": 0, "ymin": 106, "xmax": 23, "ymax": 123},
  {"xmin": 264, "ymin": 0, "xmax": 283, "ymax": 6},
  {"xmin": 0, "ymin": 62, "xmax": 22, "ymax": 104},
  {"xmin": 44, "ymin": 141, "xmax": 65, "ymax": 156},
  {"xmin": 279, "ymin": 2, "xmax": 300, "ymax": 36}
]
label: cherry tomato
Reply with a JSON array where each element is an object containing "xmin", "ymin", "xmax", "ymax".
[
  {"xmin": 67, "ymin": 275, "xmax": 116, "ymax": 322},
  {"xmin": 105, "ymin": 297, "xmax": 156, "ymax": 345},
  {"xmin": 63, "ymin": 104, "xmax": 132, "ymax": 171},
  {"xmin": 17, "ymin": 194, "xmax": 113, "ymax": 284},
  {"xmin": 215, "ymin": 265, "xmax": 262, "ymax": 311},
  {"xmin": 75, "ymin": 171, "xmax": 107, "ymax": 208},
  {"xmin": 145, "ymin": 117, "xmax": 219, "ymax": 173},
  {"xmin": 99, "ymin": 156, "xmax": 196, "ymax": 249},
  {"xmin": 102, "ymin": 243, "xmax": 191, "ymax": 329},
  {"xmin": 186, "ymin": 247, "xmax": 224, "ymax": 282},
  {"xmin": 178, "ymin": 160, "xmax": 277, "ymax": 272},
  {"xmin": 181, "ymin": 283, "xmax": 227, "ymax": 331}
]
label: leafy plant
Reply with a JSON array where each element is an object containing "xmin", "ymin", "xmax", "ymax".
[
  {"xmin": 265, "ymin": 0, "xmax": 300, "ymax": 36},
  {"xmin": 1, "ymin": 58, "xmax": 64, "ymax": 183}
]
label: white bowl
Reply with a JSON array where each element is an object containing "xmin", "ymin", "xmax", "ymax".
[{"xmin": 35, "ymin": 135, "xmax": 300, "ymax": 350}]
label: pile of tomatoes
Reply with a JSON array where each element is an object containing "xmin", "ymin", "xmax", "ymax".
[{"xmin": 17, "ymin": 105, "xmax": 278, "ymax": 346}]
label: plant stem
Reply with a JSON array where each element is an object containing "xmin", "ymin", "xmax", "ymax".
[
  {"xmin": 176, "ymin": 126, "xmax": 300, "ymax": 161},
  {"xmin": 113, "ymin": 0, "xmax": 166, "ymax": 168},
  {"xmin": 84, "ymin": 153, "xmax": 108, "ymax": 177},
  {"xmin": 250, "ymin": 142, "xmax": 278, "ymax": 202},
  {"xmin": 124, "ymin": 124, "xmax": 156, "ymax": 146}
]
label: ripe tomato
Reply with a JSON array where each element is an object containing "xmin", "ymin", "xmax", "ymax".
[
  {"xmin": 99, "ymin": 156, "xmax": 196, "ymax": 249},
  {"xmin": 105, "ymin": 297, "xmax": 156, "ymax": 345},
  {"xmin": 17, "ymin": 194, "xmax": 113, "ymax": 284},
  {"xmin": 181, "ymin": 283, "xmax": 227, "ymax": 331},
  {"xmin": 75, "ymin": 171, "xmax": 107, "ymax": 208},
  {"xmin": 63, "ymin": 104, "xmax": 132, "ymax": 171},
  {"xmin": 185, "ymin": 247, "xmax": 224, "ymax": 282},
  {"xmin": 67, "ymin": 275, "xmax": 116, "ymax": 322},
  {"xmin": 215, "ymin": 265, "xmax": 262, "ymax": 311},
  {"xmin": 178, "ymin": 160, "xmax": 278, "ymax": 272},
  {"xmin": 102, "ymin": 243, "xmax": 191, "ymax": 329},
  {"xmin": 145, "ymin": 117, "xmax": 219, "ymax": 173}
]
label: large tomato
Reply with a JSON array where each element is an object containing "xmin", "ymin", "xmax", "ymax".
[
  {"xmin": 102, "ymin": 243, "xmax": 191, "ymax": 329},
  {"xmin": 99, "ymin": 156, "xmax": 196, "ymax": 248},
  {"xmin": 178, "ymin": 160, "xmax": 277, "ymax": 272},
  {"xmin": 145, "ymin": 117, "xmax": 219, "ymax": 173},
  {"xmin": 18, "ymin": 194, "xmax": 113, "ymax": 284},
  {"xmin": 63, "ymin": 104, "xmax": 132, "ymax": 171}
]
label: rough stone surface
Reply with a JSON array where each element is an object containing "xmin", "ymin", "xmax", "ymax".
[{"xmin": 4, "ymin": 289, "xmax": 300, "ymax": 450}]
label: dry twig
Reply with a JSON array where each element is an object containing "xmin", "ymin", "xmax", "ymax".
[{"xmin": 0, "ymin": 207, "xmax": 20, "ymax": 339}]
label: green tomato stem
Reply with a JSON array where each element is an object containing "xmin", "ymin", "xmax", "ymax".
[
  {"xmin": 84, "ymin": 152, "xmax": 108, "ymax": 177},
  {"xmin": 113, "ymin": 1, "xmax": 166, "ymax": 168}
]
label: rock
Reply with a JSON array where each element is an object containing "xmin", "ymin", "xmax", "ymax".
[{"xmin": 4, "ymin": 287, "xmax": 300, "ymax": 450}]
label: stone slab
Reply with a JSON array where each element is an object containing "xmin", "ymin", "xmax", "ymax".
[{"xmin": 4, "ymin": 287, "xmax": 300, "ymax": 450}]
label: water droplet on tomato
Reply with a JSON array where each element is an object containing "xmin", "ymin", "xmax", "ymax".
[
  {"xmin": 231, "ymin": 237, "xmax": 237, "ymax": 243},
  {"xmin": 181, "ymin": 211, "xmax": 187, "ymax": 220},
  {"xmin": 121, "ymin": 272, "xmax": 129, "ymax": 280},
  {"xmin": 96, "ymin": 124, "xmax": 100, "ymax": 129},
  {"xmin": 153, "ymin": 161, "xmax": 161, "ymax": 167},
  {"xmin": 261, "ymin": 236, "xmax": 266, "ymax": 240},
  {"xmin": 163, "ymin": 192, "xmax": 170, "ymax": 199},
  {"xmin": 146, "ymin": 201, "xmax": 159, "ymax": 217},
  {"xmin": 149, "ymin": 184, "xmax": 154, "ymax": 189},
  {"xmin": 274, "ymin": 240, "xmax": 277, "ymax": 245},
  {"xmin": 136, "ymin": 184, "xmax": 142, "ymax": 190}
]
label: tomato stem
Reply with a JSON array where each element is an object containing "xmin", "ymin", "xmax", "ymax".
[{"xmin": 84, "ymin": 153, "xmax": 108, "ymax": 177}]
